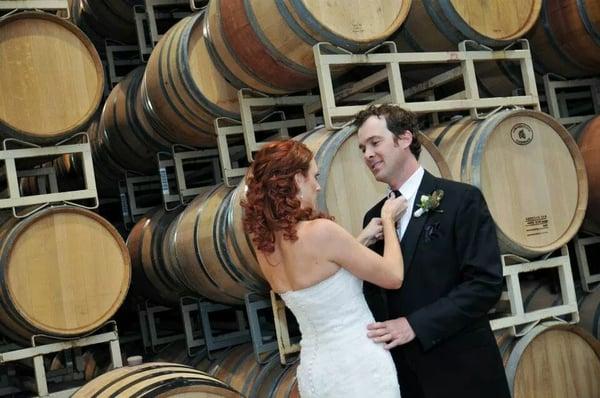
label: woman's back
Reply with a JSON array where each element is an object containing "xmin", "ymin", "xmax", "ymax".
[{"xmin": 256, "ymin": 219, "xmax": 340, "ymax": 294}]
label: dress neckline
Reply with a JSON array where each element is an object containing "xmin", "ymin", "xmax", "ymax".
[{"xmin": 278, "ymin": 267, "xmax": 346, "ymax": 297}]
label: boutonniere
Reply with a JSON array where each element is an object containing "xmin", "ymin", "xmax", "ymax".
[{"xmin": 414, "ymin": 189, "xmax": 444, "ymax": 218}]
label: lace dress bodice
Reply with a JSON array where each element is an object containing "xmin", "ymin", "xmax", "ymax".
[{"xmin": 280, "ymin": 268, "xmax": 400, "ymax": 398}]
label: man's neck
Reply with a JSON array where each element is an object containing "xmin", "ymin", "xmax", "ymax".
[{"xmin": 389, "ymin": 160, "xmax": 420, "ymax": 191}]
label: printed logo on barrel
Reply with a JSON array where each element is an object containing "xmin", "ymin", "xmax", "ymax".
[{"xmin": 511, "ymin": 123, "xmax": 534, "ymax": 145}]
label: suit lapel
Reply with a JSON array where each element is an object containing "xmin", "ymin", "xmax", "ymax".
[{"xmin": 401, "ymin": 171, "xmax": 437, "ymax": 273}]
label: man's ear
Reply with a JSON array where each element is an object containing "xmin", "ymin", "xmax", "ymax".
[{"xmin": 401, "ymin": 130, "xmax": 413, "ymax": 149}]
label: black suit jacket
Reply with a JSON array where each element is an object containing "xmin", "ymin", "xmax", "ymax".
[{"xmin": 363, "ymin": 170, "xmax": 510, "ymax": 397}]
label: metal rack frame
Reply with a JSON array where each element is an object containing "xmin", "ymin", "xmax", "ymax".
[
  {"xmin": 313, "ymin": 40, "xmax": 541, "ymax": 129},
  {"xmin": 574, "ymin": 235, "xmax": 600, "ymax": 293},
  {"xmin": 543, "ymin": 74, "xmax": 600, "ymax": 126},
  {"xmin": 0, "ymin": 134, "xmax": 98, "ymax": 218},
  {"xmin": 490, "ymin": 246, "xmax": 579, "ymax": 333},
  {"xmin": 0, "ymin": 323, "xmax": 122, "ymax": 397}
]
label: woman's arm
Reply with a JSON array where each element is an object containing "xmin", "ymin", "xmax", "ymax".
[{"xmin": 312, "ymin": 197, "xmax": 406, "ymax": 289}]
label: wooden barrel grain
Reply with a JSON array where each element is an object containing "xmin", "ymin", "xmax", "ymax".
[
  {"xmin": 208, "ymin": 344, "xmax": 267, "ymax": 396},
  {"xmin": 570, "ymin": 115, "xmax": 600, "ymax": 226},
  {"xmin": 70, "ymin": 0, "xmax": 140, "ymax": 47},
  {"xmin": 478, "ymin": 0, "xmax": 600, "ymax": 96},
  {"xmin": 578, "ymin": 285, "xmax": 600, "ymax": 340},
  {"xmin": 99, "ymin": 66, "xmax": 169, "ymax": 175},
  {"xmin": 208, "ymin": 344, "xmax": 300, "ymax": 398},
  {"xmin": 151, "ymin": 340, "xmax": 215, "ymax": 370},
  {"xmin": 425, "ymin": 109, "xmax": 588, "ymax": 258},
  {"xmin": 206, "ymin": 0, "xmax": 411, "ymax": 94},
  {"xmin": 393, "ymin": 0, "xmax": 542, "ymax": 51},
  {"xmin": 168, "ymin": 184, "xmax": 268, "ymax": 305},
  {"xmin": 251, "ymin": 355, "xmax": 300, "ymax": 398},
  {"xmin": 142, "ymin": 12, "xmax": 241, "ymax": 146},
  {"xmin": 0, "ymin": 207, "xmax": 130, "ymax": 344},
  {"xmin": 126, "ymin": 207, "xmax": 190, "ymax": 305},
  {"xmin": 71, "ymin": 362, "xmax": 243, "ymax": 397},
  {"xmin": 0, "ymin": 12, "xmax": 104, "ymax": 143},
  {"xmin": 527, "ymin": 0, "xmax": 600, "ymax": 78},
  {"xmin": 495, "ymin": 324, "xmax": 600, "ymax": 398}
]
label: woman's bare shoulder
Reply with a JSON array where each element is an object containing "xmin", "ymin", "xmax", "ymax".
[{"xmin": 297, "ymin": 219, "xmax": 350, "ymax": 246}]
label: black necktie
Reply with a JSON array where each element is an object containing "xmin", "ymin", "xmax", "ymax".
[{"xmin": 390, "ymin": 190, "xmax": 403, "ymax": 198}]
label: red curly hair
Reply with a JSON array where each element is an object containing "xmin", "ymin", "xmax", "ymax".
[{"xmin": 241, "ymin": 140, "xmax": 331, "ymax": 253}]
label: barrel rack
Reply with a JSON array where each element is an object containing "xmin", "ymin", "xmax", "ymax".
[
  {"xmin": 490, "ymin": 246, "xmax": 580, "ymax": 335},
  {"xmin": 0, "ymin": 6, "xmax": 116, "ymax": 396},
  {"xmin": 104, "ymin": 0, "xmax": 204, "ymax": 87},
  {"xmin": 574, "ymin": 234, "xmax": 600, "ymax": 293},
  {"xmin": 0, "ymin": 323, "xmax": 122, "ymax": 397},
  {"xmin": 0, "ymin": 134, "xmax": 98, "ymax": 217},
  {"xmin": 542, "ymin": 75, "xmax": 600, "ymax": 127},
  {"xmin": 0, "ymin": 1, "xmax": 68, "ymax": 16},
  {"xmin": 118, "ymin": 144, "xmax": 221, "ymax": 228},
  {"xmin": 133, "ymin": 0, "xmax": 203, "ymax": 62},
  {"xmin": 312, "ymin": 40, "xmax": 541, "ymax": 130}
]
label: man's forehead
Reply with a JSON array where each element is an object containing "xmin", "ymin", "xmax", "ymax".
[{"xmin": 358, "ymin": 120, "xmax": 389, "ymax": 142}]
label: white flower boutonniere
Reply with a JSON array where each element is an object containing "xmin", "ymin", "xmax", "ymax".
[{"xmin": 414, "ymin": 189, "xmax": 444, "ymax": 218}]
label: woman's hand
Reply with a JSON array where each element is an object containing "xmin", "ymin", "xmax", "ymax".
[
  {"xmin": 357, "ymin": 217, "xmax": 383, "ymax": 246},
  {"xmin": 381, "ymin": 195, "xmax": 408, "ymax": 223}
]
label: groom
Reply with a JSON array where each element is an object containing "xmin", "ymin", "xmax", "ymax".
[{"xmin": 355, "ymin": 104, "xmax": 510, "ymax": 398}]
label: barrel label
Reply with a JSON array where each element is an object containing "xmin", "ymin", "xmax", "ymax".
[
  {"xmin": 159, "ymin": 168, "xmax": 170, "ymax": 195},
  {"xmin": 119, "ymin": 193, "xmax": 129, "ymax": 218},
  {"xmin": 511, "ymin": 123, "xmax": 534, "ymax": 145},
  {"xmin": 524, "ymin": 215, "xmax": 549, "ymax": 237}
]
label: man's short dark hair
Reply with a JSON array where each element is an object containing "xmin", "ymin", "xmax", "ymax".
[{"xmin": 353, "ymin": 104, "xmax": 421, "ymax": 159}]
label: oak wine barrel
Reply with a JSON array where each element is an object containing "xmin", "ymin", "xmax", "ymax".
[
  {"xmin": 142, "ymin": 12, "xmax": 241, "ymax": 146},
  {"xmin": 206, "ymin": 0, "xmax": 411, "ymax": 94},
  {"xmin": 208, "ymin": 344, "xmax": 267, "ymax": 396},
  {"xmin": 0, "ymin": 207, "xmax": 130, "ymax": 344},
  {"xmin": 98, "ymin": 66, "xmax": 169, "ymax": 175},
  {"xmin": 425, "ymin": 109, "xmax": 588, "ymax": 258},
  {"xmin": 72, "ymin": 362, "xmax": 243, "ymax": 397},
  {"xmin": 151, "ymin": 340, "xmax": 215, "ymax": 370},
  {"xmin": 495, "ymin": 324, "xmax": 600, "ymax": 398},
  {"xmin": 477, "ymin": 0, "xmax": 600, "ymax": 96},
  {"xmin": 527, "ymin": 0, "xmax": 600, "ymax": 78},
  {"xmin": 570, "ymin": 115, "xmax": 600, "ymax": 226},
  {"xmin": 251, "ymin": 354, "xmax": 300, "ymax": 398},
  {"xmin": 208, "ymin": 344, "xmax": 300, "ymax": 398},
  {"xmin": 578, "ymin": 285, "xmax": 600, "ymax": 340},
  {"xmin": 70, "ymin": 0, "xmax": 140, "ymax": 46},
  {"xmin": 0, "ymin": 12, "xmax": 104, "ymax": 143},
  {"xmin": 126, "ymin": 207, "xmax": 190, "ymax": 305},
  {"xmin": 392, "ymin": 0, "xmax": 542, "ymax": 51},
  {"xmin": 167, "ymin": 184, "xmax": 267, "ymax": 305}
]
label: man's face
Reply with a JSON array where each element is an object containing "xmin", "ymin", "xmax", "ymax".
[{"xmin": 357, "ymin": 115, "xmax": 410, "ymax": 185}]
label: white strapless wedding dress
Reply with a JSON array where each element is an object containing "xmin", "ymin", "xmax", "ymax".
[{"xmin": 280, "ymin": 268, "xmax": 400, "ymax": 398}]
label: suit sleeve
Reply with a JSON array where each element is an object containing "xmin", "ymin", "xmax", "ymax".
[{"xmin": 407, "ymin": 186, "xmax": 504, "ymax": 351}]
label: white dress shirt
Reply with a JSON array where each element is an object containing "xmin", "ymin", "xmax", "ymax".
[{"xmin": 392, "ymin": 166, "xmax": 424, "ymax": 240}]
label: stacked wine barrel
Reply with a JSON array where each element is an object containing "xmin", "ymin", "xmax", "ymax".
[
  {"xmin": 424, "ymin": 109, "xmax": 588, "ymax": 258},
  {"xmin": 570, "ymin": 115, "xmax": 600, "ymax": 229},
  {"xmin": 0, "ymin": 206, "xmax": 130, "ymax": 344},
  {"xmin": 494, "ymin": 324, "xmax": 600, "ymax": 398},
  {"xmin": 0, "ymin": 12, "xmax": 103, "ymax": 144},
  {"xmin": 72, "ymin": 362, "xmax": 244, "ymax": 397}
]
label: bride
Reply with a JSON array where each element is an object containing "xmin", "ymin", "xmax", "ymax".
[{"xmin": 242, "ymin": 140, "xmax": 406, "ymax": 398}]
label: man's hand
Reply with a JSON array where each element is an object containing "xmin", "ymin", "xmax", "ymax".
[
  {"xmin": 367, "ymin": 317, "xmax": 416, "ymax": 350},
  {"xmin": 356, "ymin": 217, "xmax": 383, "ymax": 246}
]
